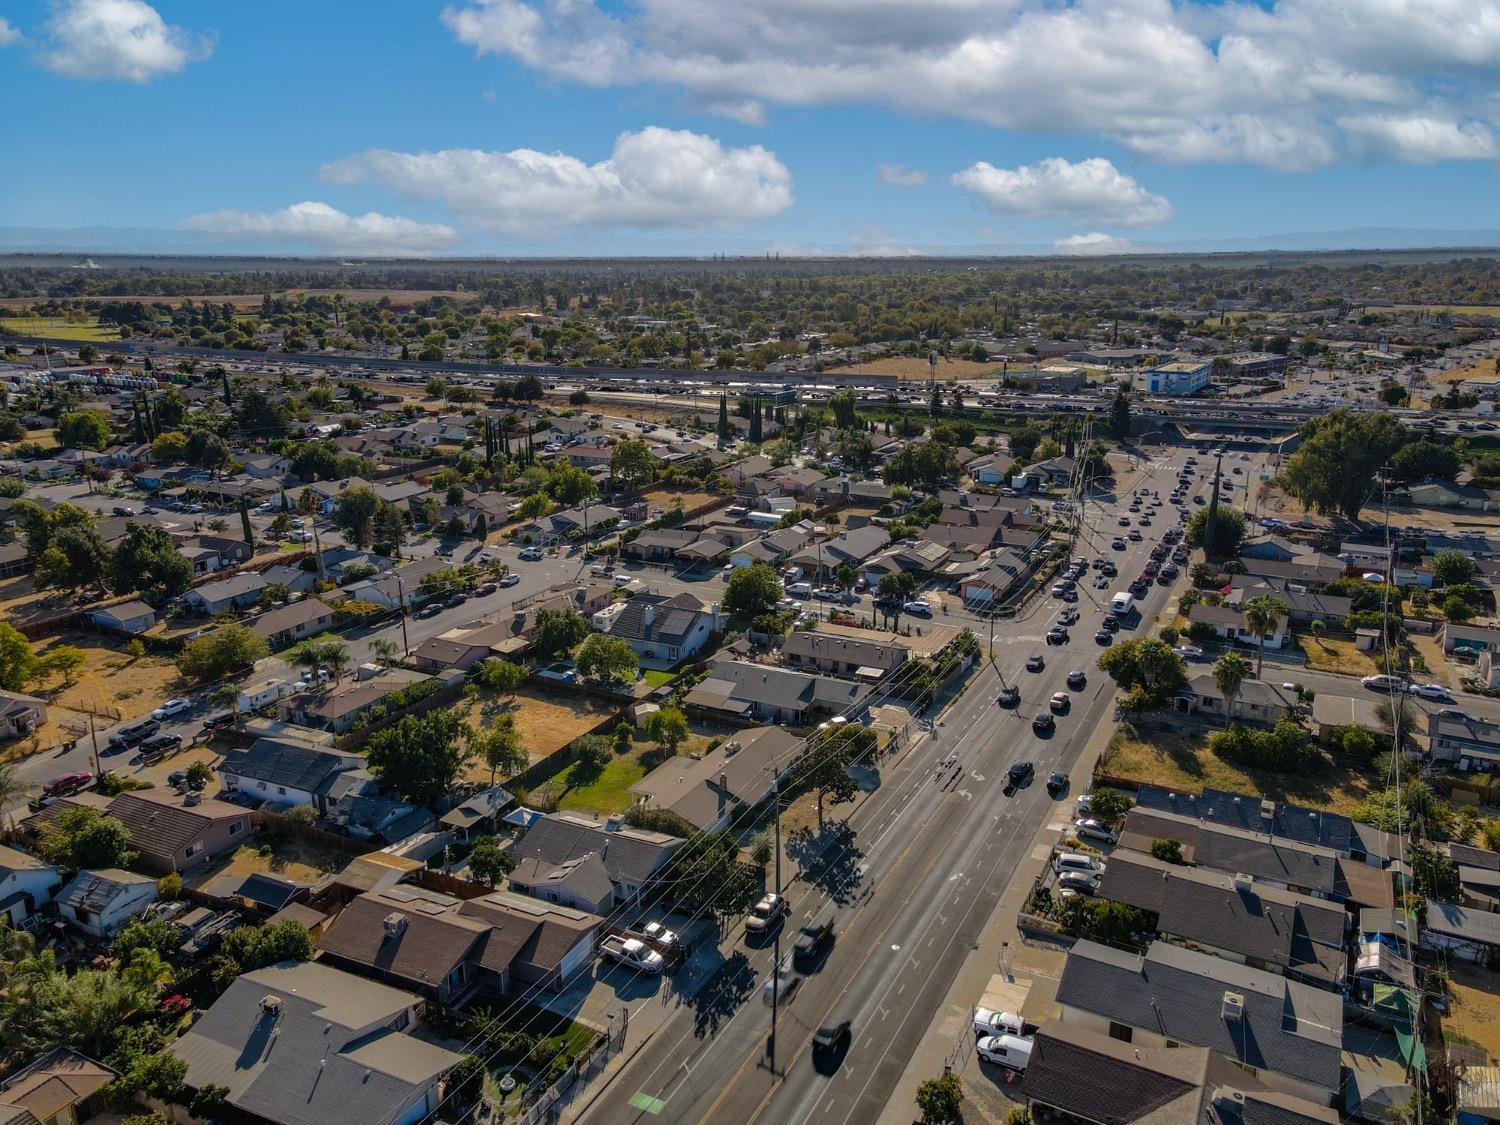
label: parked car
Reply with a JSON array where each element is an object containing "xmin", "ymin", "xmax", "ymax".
[
  {"xmin": 414, "ymin": 603, "xmax": 443, "ymax": 619},
  {"xmin": 639, "ymin": 921, "xmax": 679, "ymax": 953},
  {"xmin": 152, "ymin": 698, "xmax": 191, "ymax": 720},
  {"xmin": 1026, "ymin": 654, "xmax": 1044, "ymax": 672},
  {"xmin": 1073, "ymin": 818, "xmax": 1117, "ymax": 844},
  {"xmin": 1056, "ymin": 871, "xmax": 1101, "ymax": 894},
  {"xmin": 903, "ymin": 600, "xmax": 934, "ymax": 616},
  {"xmin": 108, "ymin": 718, "xmax": 161, "ymax": 751},
  {"xmin": 138, "ymin": 733, "xmax": 184, "ymax": 762},
  {"xmin": 977, "ymin": 1034, "xmax": 1034, "ymax": 1070},
  {"xmin": 745, "ymin": 893, "xmax": 789, "ymax": 935},
  {"xmin": 518, "ymin": 547, "xmax": 544, "ymax": 561},
  {"xmin": 1412, "ymin": 683, "xmax": 1454, "ymax": 702},
  {"xmin": 475, "ymin": 582, "xmax": 499, "ymax": 596},
  {"xmin": 112, "ymin": 506, "xmax": 135, "ymax": 516},
  {"xmin": 1361, "ymin": 674, "xmax": 1411, "ymax": 693},
  {"xmin": 499, "ymin": 573, "xmax": 520, "ymax": 587}
]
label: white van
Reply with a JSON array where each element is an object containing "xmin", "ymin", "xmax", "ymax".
[
  {"xmin": 613, "ymin": 573, "xmax": 635, "ymax": 588},
  {"xmin": 1054, "ymin": 852, "xmax": 1104, "ymax": 876},
  {"xmin": 976, "ymin": 1034, "xmax": 1033, "ymax": 1070},
  {"xmin": 786, "ymin": 581, "xmax": 813, "ymax": 598}
]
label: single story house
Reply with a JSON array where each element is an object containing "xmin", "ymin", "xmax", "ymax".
[
  {"xmin": 606, "ymin": 592, "xmax": 718, "ymax": 664},
  {"xmin": 0, "ymin": 1048, "xmax": 118, "ymax": 1125},
  {"xmin": 1399, "ymin": 479, "xmax": 1493, "ymax": 511},
  {"xmin": 1187, "ymin": 601, "xmax": 1288, "ymax": 650},
  {"xmin": 84, "ymin": 599, "xmax": 157, "ymax": 635},
  {"xmin": 183, "ymin": 572, "xmax": 270, "ymax": 615},
  {"xmin": 508, "ymin": 811, "xmax": 683, "ymax": 914},
  {"xmin": 629, "ymin": 725, "xmax": 804, "ymax": 832},
  {"xmin": 249, "ymin": 598, "xmax": 335, "ymax": 650},
  {"xmin": 219, "ymin": 738, "xmax": 363, "ymax": 810},
  {"xmin": 683, "ymin": 657, "xmax": 868, "ymax": 727},
  {"xmin": 782, "ymin": 629, "xmax": 910, "ymax": 680},
  {"xmin": 0, "ymin": 690, "xmax": 47, "ymax": 739},
  {"xmin": 318, "ymin": 886, "xmax": 601, "ymax": 1002},
  {"xmin": 1176, "ymin": 673, "xmax": 1298, "ymax": 726},
  {"xmin": 1429, "ymin": 710, "xmax": 1500, "ymax": 772},
  {"xmin": 55, "ymin": 869, "xmax": 157, "ymax": 937},
  {"xmin": 0, "ymin": 845, "xmax": 62, "ymax": 929},
  {"xmin": 279, "ymin": 668, "xmax": 441, "ymax": 734},
  {"xmin": 1441, "ymin": 620, "xmax": 1500, "ymax": 656},
  {"xmin": 1420, "ymin": 900, "xmax": 1500, "ymax": 961},
  {"xmin": 101, "ymin": 788, "xmax": 254, "ymax": 873},
  {"xmin": 1055, "ymin": 939, "xmax": 1344, "ymax": 1107},
  {"xmin": 172, "ymin": 960, "xmax": 463, "ymax": 1125}
]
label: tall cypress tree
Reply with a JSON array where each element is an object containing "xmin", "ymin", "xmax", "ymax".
[{"xmin": 717, "ymin": 394, "xmax": 730, "ymax": 443}]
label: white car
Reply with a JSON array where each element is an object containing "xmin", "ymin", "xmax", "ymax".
[
  {"xmin": 152, "ymin": 698, "xmax": 191, "ymax": 720},
  {"xmin": 1173, "ymin": 645, "xmax": 1205, "ymax": 661},
  {"xmin": 903, "ymin": 600, "xmax": 934, "ymax": 616},
  {"xmin": 1412, "ymin": 683, "xmax": 1454, "ymax": 702},
  {"xmin": 518, "ymin": 547, "xmax": 544, "ymax": 561}
]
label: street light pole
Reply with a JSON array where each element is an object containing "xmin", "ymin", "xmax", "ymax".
[{"xmin": 769, "ymin": 774, "xmax": 782, "ymax": 1074}]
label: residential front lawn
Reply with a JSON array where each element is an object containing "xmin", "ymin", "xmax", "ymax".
[
  {"xmin": 1103, "ymin": 724, "xmax": 1378, "ymax": 815},
  {"xmin": 551, "ymin": 753, "xmax": 649, "ymax": 815}
]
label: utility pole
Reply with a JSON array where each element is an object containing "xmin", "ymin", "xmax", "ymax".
[
  {"xmin": 395, "ymin": 573, "xmax": 410, "ymax": 656},
  {"xmin": 769, "ymin": 774, "xmax": 782, "ymax": 1074},
  {"xmin": 87, "ymin": 715, "xmax": 101, "ymax": 780}
]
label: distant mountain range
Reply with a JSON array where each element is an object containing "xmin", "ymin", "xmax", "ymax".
[{"xmin": 2, "ymin": 224, "xmax": 1500, "ymax": 259}]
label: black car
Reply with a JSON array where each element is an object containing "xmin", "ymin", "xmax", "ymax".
[
  {"xmin": 794, "ymin": 920, "xmax": 835, "ymax": 965},
  {"xmin": 415, "ymin": 603, "xmax": 443, "ymax": 619},
  {"xmin": 1103, "ymin": 615, "xmax": 1121, "ymax": 632},
  {"xmin": 1047, "ymin": 769, "xmax": 1069, "ymax": 794},
  {"xmin": 1026, "ymin": 654, "xmax": 1044, "ymax": 672},
  {"xmin": 1032, "ymin": 711, "xmax": 1055, "ymax": 734},
  {"xmin": 107, "ymin": 718, "xmax": 161, "ymax": 751},
  {"xmin": 1046, "ymin": 628, "xmax": 1068, "ymax": 646},
  {"xmin": 1094, "ymin": 628, "xmax": 1113, "ymax": 645},
  {"xmin": 1066, "ymin": 670, "xmax": 1087, "ymax": 689},
  {"xmin": 445, "ymin": 592, "xmax": 469, "ymax": 608},
  {"xmin": 201, "ymin": 713, "xmax": 235, "ymax": 731},
  {"xmin": 138, "ymin": 732, "xmax": 183, "ymax": 761},
  {"xmin": 813, "ymin": 1020, "xmax": 852, "ymax": 1055},
  {"xmin": 1007, "ymin": 760, "xmax": 1035, "ymax": 784}
]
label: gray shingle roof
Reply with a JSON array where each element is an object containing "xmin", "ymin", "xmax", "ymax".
[
  {"xmin": 221, "ymin": 741, "xmax": 358, "ymax": 793},
  {"xmin": 172, "ymin": 961, "xmax": 460, "ymax": 1125},
  {"xmin": 608, "ymin": 592, "xmax": 707, "ymax": 645},
  {"xmin": 511, "ymin": 813, "xmax": 682, "ymax": 888},
  {"xmin": 1096, "ymin": 852, "xmax": 1348, "ymax": 985},
  {"xmin": 1055, "ymin": 941, "xmax": 1343, "ymax": 1095}
]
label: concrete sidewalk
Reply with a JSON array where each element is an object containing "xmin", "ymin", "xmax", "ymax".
[{"xmin": 874, "ymin": 701, "xmax": 1121, "ymax": 1125}]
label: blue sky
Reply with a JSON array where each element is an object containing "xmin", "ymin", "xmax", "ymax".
[{"xmin": 3, "ymin": 0, "xmax": 1500, "ymax": 256}]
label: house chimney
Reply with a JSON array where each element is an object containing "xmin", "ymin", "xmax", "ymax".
[
  {"xmin": 717, "ymin": 772, "xmax": 728, "ymax": 818},
  {"xmin": 645, "ymin": 605, "xmax": 655, "ymax": 628},
  {"xmin": 605, "ymin": 814, "xmax": 623, "ymax": 832},
  {"xmin": 382, "ymin": 911, "xmax": 408, "ymax": 939},
  {"xmin": 1221, "ymin": 991, "xmax": 1245, "ymax": 1021}
]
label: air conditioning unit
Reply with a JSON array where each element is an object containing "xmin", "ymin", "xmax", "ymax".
[
  {"xmin": 1211, "ymin": 1087, "xmax": 1247, "ymax": 1108},
  {"xmin": 1221, "ymin": 991, "xmax": 1245, "ymax": 1021},
  {"xmin": 260, "ymin": 995, "xmax": 283, "ymax": 1015},
  {"xmin": 1233, "ymin": 871, "xmax": 1254, "ymax": 892}
]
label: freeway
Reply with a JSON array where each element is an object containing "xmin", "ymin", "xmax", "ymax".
[{"xmin": 577, "ymin": 447, "xmax": 1201, "ymax": 1125}]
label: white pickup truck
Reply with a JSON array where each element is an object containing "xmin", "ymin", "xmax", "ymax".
[{"xmin": 599, "ymin": 935, "xmax": 665, "ymax": 974}]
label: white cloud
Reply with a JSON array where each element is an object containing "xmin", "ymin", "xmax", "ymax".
[
  {"xmin": 179, "ymin": 202, "xmax": 460, "ymax": 257},
  {"xmin": 438, "ymin": 0, "xmax": 1500, "ymax": 169},
  {"xmin": 37, "ymin": 0, "xmax": 211, "ymax": 82},
  {"xmin": 952, "ymin": 157, "xmax": 1173, "ymax": 227},
  {"xmin": 1338, "ymin": 113, "xmax": 1496, "ymax": 162},
  {"xmin": 320, "ymin": 127, "xmax": 793, "ymax": 235},
  {"xmin": 1053, "ymin": 232, "xmax": 1140, "ymax": 255},
  {"xmin": 878, "ymin": 163, "xmax": 927, "ymax": 188},
  {"xmin": 0, "ymin": 18, "xmax": 21, "ymax": 46}
]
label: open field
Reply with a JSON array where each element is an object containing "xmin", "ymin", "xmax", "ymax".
[
  {"xmin": 1430, "ymin": 357, "xmax": 1500, "ymax": 385},
  {"xmin": 823, "ymin": 355, "xmax": 999, "ymax": 380},
  {"xmin": 643, "ymin": 487, "xmax": 719, "ymax": 514},
  {"xmin": 1386, "ymin": 304, "xmax": 1500, "ymax": 317},
  {"xmin": 1103, "ymin": 726, "xmax": 1377, "ymax": 815},
  {"xmin": 1, "ymin": 316, "xmax": 120, "ymax": 341}
]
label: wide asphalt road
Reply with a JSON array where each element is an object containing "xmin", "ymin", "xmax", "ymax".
[{"xmin": 577, "ymin": 447, "xmax": 1199, "ymax": 1125}]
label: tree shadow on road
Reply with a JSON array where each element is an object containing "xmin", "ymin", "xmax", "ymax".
[
  {"xmin": 787, "ymin": 821, "xmax": 865, "ymax": 906},
  {"xmin": 689, "ymin": 950, "xmax": 756, "ymax": 1040}
]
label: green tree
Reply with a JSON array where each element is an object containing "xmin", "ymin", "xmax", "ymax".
[
  {"xmin": 1432, "ymin": 548, "xmax": 1478, "ymax": 588},
  {"xmin": 331, "ymin": 486, "xmax": 381, "ymax": 550},
  {"xmin": 1391, "ymin": 438, "xmax": 1459, "ymax": 482},
  {"xmin": 365, "ymin": 710, "xmax": 472, "ymax": 806},
  {"xmin": 175, "ymin": 624, "xmax": 269, "ymax": 682},
  {"xmin": 38, "ymin": 807, "xmax": 137, "ymax": 871},
  {"xmin": 1097, "ymin": 637, "xmax": 1187, "ymax": 709},
  {"xmin": 56, "ymin": 410, "xmax": 110, "ymax": 451},
  {"xmin": 644, "ymin": 705, "xmax": 690, "ymax": 753},
  {"xmin": 473, "ymin": 658, "xmax": 528, "ymax": 696},
  {"xmin": 150, "ymin": 430, "xmax": 188, "ymax": 461},
  {"xmin": 1185, "ymin": 505, "xmax": 1246, "ymax": 557},
  {"xmin": 468, "ymin": 836, "xmax": 517, "ymax": 888},
  {"xmin": 609, "ymin": 439, "xmax": 658, "ymax": 490},
  {"xmin": 544, "ymin": 462, "xmax": 599, "ymax": 506},
  {"xmin": 722, "ymin": 563, "xmax": 783, "ymax": 621},
  {"xmin": 219, "ymin": 920, "xmax": 313, "ymax": 973},
  {"xmin": 1212, "ymin": 651, "xmax": 1252, "ymax": 721},
  {"xmin": 232, "ymin": 385, "xmax": 292, "ymax": 441},
  {"xmin": 0, "ymin": 623, "xmax": 40, "ymax": 692},
  {"xmin": 185, "ymin": 429, "xmax": 230, "ymax": 474},
  {"xmin": 1107, "ymin": 387, "xmax": 1131, "ymax": 440},
  {"xmin": 915, "ymin": 1073, "xmax": 964, "ymax": 1124},
  {"xmin": 111, "ymin": 523, "xmax": 194, "ymax": 600},
  {"xmin": 576, "ymin": 634, "xmax": 639, "ymax": 682},
  {"xmin": 799, "ymin": 725, "xmax": 874, "ymax": 823},
  {"xmin": 1278, "ymin": 411, "xmax": 1406, "ymax": 519},
  {"xmin": 1150, "ymin": 838, "xmax": 1185, "ymax": 864},
  {"xmin": 33, "ymin": 525, "xmax": 111, "ymax": 591},
  {"xmin": 468, "ymin": 716, "xmax": 527, "ymax": 784},
  {"xmin": 532, "ymin": 608, "xmax": 592, "ymax": 656},
  {"xmin": 38, "ymin": 645, "xmax": 87, "ymax": 687},
  {"xmin": 1243, "ymin": 595, "xmax": 1289, "ymax": 678},
  {"xmin": 516, "ymin": 491, "xmax": 553, "ymax": 520}
]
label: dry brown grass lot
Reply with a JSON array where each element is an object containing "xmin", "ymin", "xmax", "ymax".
[
  {"xmin": 189, "ymin": 838, "xmax": 348, "ymax": 891},
  {"xmin": 458, "ymin": 687, "xmax": 616, "ymax": 783},
  {"xmin": 1296, "ymin": 637, "xmax": 1381, "ymax": 677},
  {"xmin": 1446, "ymin": 964, "xmax": 1500, "ymax": 1064},
  {"xmin": 1432, "ymin": 357, "xmax": 1500, "ymax": 385},
  {"xmin": 1104, "ymin": 726, "xmax": 1377, "ymax": 815},
  {"xmin": 643, "ymin": 488, "xmax": 721, "ymax": 514},
  {"xmin": 823, "ymin": 356, "xmax": 998, "ymax": 381}
]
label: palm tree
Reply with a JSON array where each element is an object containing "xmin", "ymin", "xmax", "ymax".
[
  {"xmin": 1242, "ymin": 595, "xmax": 1290, "ymax": 678},
  {"xmin": 1213, "ymin": 652, "xmax": 1252, "ymax": 721},
  {"xmin": 370, "ymin": 638, "xmax": 401, "ymax": 669}
]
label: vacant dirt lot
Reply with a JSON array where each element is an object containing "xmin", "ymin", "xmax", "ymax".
[
  {"xmin": 190, "ymin": 838, "xmax": 349, "ymax": 891},
  {"xmin": 43, "ymin": 634, "xmax": 184, "ymax": 723},
  {"xmin": 1446, "ymin": 964, "xmax": 1500, "ymax": 1064},
  {"xmin": 823, "ymin": 356, "xmax": 999, "ymax": 381},
  {"xmin": 1298, "ymin": 637, "xmax": 1380, "ymax": 677},
  {"xmin": 459, "ymin": 687, "xmax": 616, "ymax": 782},
  {"xmin": 644, "ymin": 488, "xmax": 721, "ymax": 514}
]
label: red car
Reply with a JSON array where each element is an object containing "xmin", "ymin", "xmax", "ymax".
[{"xmin": 43, "ymin": 770, "xmax": 93, "ymax": 797}]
